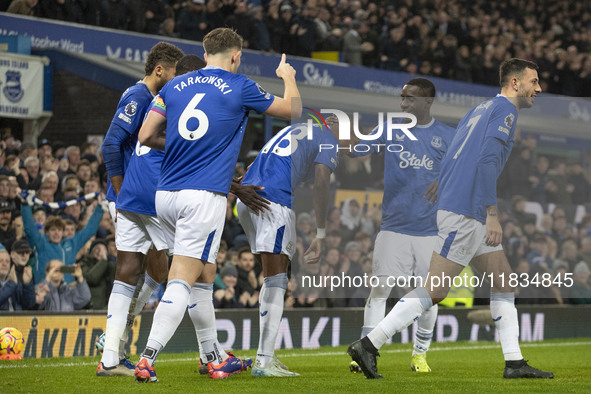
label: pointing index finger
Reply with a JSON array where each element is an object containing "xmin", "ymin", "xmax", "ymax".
[{"xmin": 280, "ymin": 53, "xmax": 286, "ymax": 64}]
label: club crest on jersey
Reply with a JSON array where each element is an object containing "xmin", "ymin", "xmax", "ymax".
[
  {"xmin": 125, "ymin": 101, "xmax": 138, "ymax": 116},
  {"xmin": 504, "ymin": 113, "xmax": 515, "ymax": 129},
  {"xmin": 3, "ymin": 70, "xmax": 24, "ymax": 103},
  {"xmin": 431, "ymin": 136, "xmax": 442, "ymax": 148},
  {"xmin": 256, "ymin": 83, "xmax": 271, "ymax": 100}
]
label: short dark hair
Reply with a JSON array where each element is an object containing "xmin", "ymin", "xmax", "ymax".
[
  {"xmin": 238, "ymin": 247, "xmax": 253, "ymax": 260},
  {"xmin": 144, "ymin": 42, "xmax": 184, "ymax": 76},
  {"xmin": 405, "ymin": 78, "xmax": 436, "ymax": 97},
  {"xmin": 203, "ymin": 28, "xmax": 243, "ymax": 56},
  {"xmin": 499, "ymin": 58, "xmax": 539, "ymax": 87},
  {"xmin": 175, "ymin": 55, "xmax": 206, "ymax": 76}
]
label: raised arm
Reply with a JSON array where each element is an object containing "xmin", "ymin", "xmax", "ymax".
[{"xmin": 263, "ymin": 54, "xmax": 302, "ymax": 120}]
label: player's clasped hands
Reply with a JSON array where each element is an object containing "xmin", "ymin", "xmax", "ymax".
[{"xmin": 276, "ymin": 53, "xmax": 296, "ymax": 80}]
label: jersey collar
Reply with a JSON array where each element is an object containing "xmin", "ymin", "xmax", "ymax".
[
  {"xmin": 413, "ymin": 117, "xmax": 435, "ymax": 129},
  {"xmin": 137, "ymin": 80, "xmax": 155, "ymax": 98}
]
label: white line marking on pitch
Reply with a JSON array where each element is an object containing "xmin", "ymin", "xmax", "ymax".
[{"xmin": 0, "ymin": 341, "xmax": 588, "ymax": 369}]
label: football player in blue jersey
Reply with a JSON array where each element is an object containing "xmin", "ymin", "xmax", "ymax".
[
  {"xmin": 134, "ymin": 28, "xmax": 301, "ymax": 383},
  {"xmin": 347, "ymin": 78, "xmax": 455, "ymax": 375},
  {"xmin": 99, "ymin": 42, "xmax": 184, "ymax": 376},
  {"xmin": 98, "ymin": 54, "xmax": 264, "ymax": 379},
  {"xmin": 349, "ymin": 59, "xmax": 553, "ymax": 379},
  {"xmin": 236, "ymin": 115, "xmax": 348, "ymax": 377}
]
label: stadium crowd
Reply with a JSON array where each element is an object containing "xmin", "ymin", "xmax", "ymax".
[
  {"xmin": 0, "ymin": 130, "xmax": 590, "ymax": 312},
  {"xmin": 4, "ymin": 0, "xmax": 591, "ymax": 96}
]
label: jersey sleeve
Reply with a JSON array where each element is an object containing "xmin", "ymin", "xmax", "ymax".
[
  {"xmin": 149, "ymin": 95, "xmax": 167, "ymax": 119},
  {"xmin": 110, "ymin": 93, "xmax": 146, "ymax": 135},
  {"xmin": 242, "ymin": 78, "xmax": 275, "ymax": 114},
  {"xmin": 484, "ymin": 103, "xmax": 518, "ymax": 144}
]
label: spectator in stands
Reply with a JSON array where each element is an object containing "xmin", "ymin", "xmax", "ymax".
[
  {"xmin": 98, "ymin": 0, "xmax": 139, "ymax": 32},
  {"xmin": 38, "ymin": 0, "xmax": 72, "ymax": 21},
  {"xmin": 235, "ymin": 248, "xmax": 259, "ymax": 308},
  {"xmin": 61, "ymin": 174, "xmax": 81, "ymax": 196},
  {"xmin": 225, "ymin": 0, "xmax": 256, "ymax": 49},
  {"xmin": 141, "ymin": 0, "xmax": 166, "ymax": 35},
  {"xmin": 570, "ymin": 261, "xmax": 591, "ymax": 304},
  {"xmin": 567, "ymin": 163, "xmax": 590, "ymax": 205},
  {"xmin": 547, "ymin": 161, "xmax": 573, "ymax": 205},
  {"xmin": 296, "ymin": 212, "xmax": 314, "ymax": 250},
  {"xmin": 76, "ymin": 159, "xmax": 92, "ymax": 189},
  {"xmin": 36, "ymin": 186, "xmax": 55, "ymax": 204},
  {"xmin": 250, "ymin": 6, "xmax": 271, "ymax": 52},
  {"xmin": 61, "ymin": 196, "xmax": 82, "ymax": 224},
  {"xmin": 61, "ymin": 146, "xmax": 80, "ymax": 177},
  {"xmin": 290, "ymin": 5, "xmax": 317, "ymax": 57},
  {"xmin": 32, "ymin": 206, "xmax": 46, "ymax": 232},
  {"xmin": 35, "ymin": 259, "xmax": 91, "ymax": 311},
  {"xmin": 80, "ymin": 238, "xmax": 115, "ymax": 309},
  {"xmin": 558, "ymin": 239, "xmax": 581, "ymax": 272},
  {"xmin": 0, "ymin": 200, "xmax": 15, "ymax": 251},
  {"xmin": 213, "ymin": 264, "xmax": 242, "ymax": 308},
  {"xmin": 530, "ymin": 156, "xmax": 551, "ymax": 205},
  {"xmin": 0, "ymin": 246, "xmax": 35, "ymax": 310},
  {"xmin": 177, "ymin": 0, "xmax": 208, "ymax": 41},
  {"xmin": 551, "ymin": 207, "xmax": 570, "ymax": 247},
  {"xmin": 325, "ymin": 229, "xmax": 342, "ymax": 252},
  {"xmin": 63, "ymin": 219, "xmax": 76, "ymax": 238},
  {"xmin": 526, "ymin": 234, "xmax": 554, "ymax": 268},
  {"xmin": 339, "ymin": 198, "xmax": 363, "ymax": 243},
  {"xmin": 502, "ymin": 147, "xmax": 533, "ymax": 199},
  {"xmin": 158, "ymin": 17, "xmax": 178, "ymax": 37},
  {"xmin": 204, "ymin": 0, "xmax": 224, "ymax": 31},
  {"xmin": 268, "ymin": 3, "xmax": 295, "ymax": 54},
  {"xmin": 21, "ymin": 198, "xmax": 104, "ymax": 283},
  {"xmin": 579, "ymin": 236, "xmax": 591, "ymax": 264},
  {"xmin": 6, "ymin": 0, "xmax": 37, "ymax": 16},
  {"xmin": 0, "ymin": 176, "xmax": 8, "ymax": 199},
  {"xmin": 379, "ymin": 26, "xmax": 411, "ymax": 71},
  {"xmin": 40, "ymin": 171, "xmax": 60, "ymax": 201},
  {"xmin": 38, "ymin": 139, "xmax": 53, "ymax": 162},
  {"xmin": 17, "ymin": 157, "xmax": 42, "ymax": 191}
]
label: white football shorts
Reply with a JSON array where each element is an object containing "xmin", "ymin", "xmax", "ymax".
[
  {"xmin": 115, "ymin": 209, "xmax": 167, "ymax": 254},
  {"xmin": 155, "ymin": 190, "xmax": 226, "ymax": 263},
  {"xmin": 372, "ymin": 230, "xmax": 437, "ymax": 280},
  {"xmin": 236, "ymin": 199, "xmax": 296, "ymax": 261},
  {"xmin": 434, "ymin": 210, "xmax": 503, "ymax": 267}
]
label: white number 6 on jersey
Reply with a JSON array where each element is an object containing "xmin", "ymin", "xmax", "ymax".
[{"xmin": 178, "ymin": 93, "xmax": 209, "ymax": 141}]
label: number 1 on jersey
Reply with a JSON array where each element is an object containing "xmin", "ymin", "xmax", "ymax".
[
  {"xmin": 453, "ymin": 115, "xmax": 481, "ymax": 159},
  {"xmin": 179, "ymin": 93, "xmax": 209, "ymax": 141}
]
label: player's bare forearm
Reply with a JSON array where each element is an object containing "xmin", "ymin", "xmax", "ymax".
[
  {"xmin": 424, "ymin": 180, "xmax": 438, "ymax": 204},
  {"xmin": 110, "ymin": 175, "xmax": 123, "ymax": 196},
  {"xmin": 485, "ymin": 205, "xmax": 502, "ymax": 246},
  {"xmin": 486, "ymin": 205, "xmax": 498, "ymax": 218},
  {"xmin": 265, "ymin": 54, "xmax": 302, "ymax": 119},
  {"xmin": 313, "ymin": 164, "xmax": 332, "ymax": 230}
]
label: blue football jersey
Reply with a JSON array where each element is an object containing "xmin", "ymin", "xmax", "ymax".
[
  {"xmin": 157, "ymin": 67, "xmax": 274, "ymax": 193},
  {"xmin": 356, "ymin": 118, "xmax": 455, "ymax": 235},
  {"xmin": 116, "ymin": 98, "xmax": 164, "ymax": 216},
  {"xmin": 105, "ymin": 81, "xmax": 154, "ymax": 202},
  {"xmin": 438, "ymin": 95, "xmax": 518, "ymax": 223},
  {"xmin": 242, "ymin": 123, "xmax": 339, "ymax": 208}
]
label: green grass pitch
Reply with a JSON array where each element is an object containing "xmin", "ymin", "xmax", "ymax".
[{"xmin": 2, "ymin": 338, "xmax": 590, "ymax": 393}]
